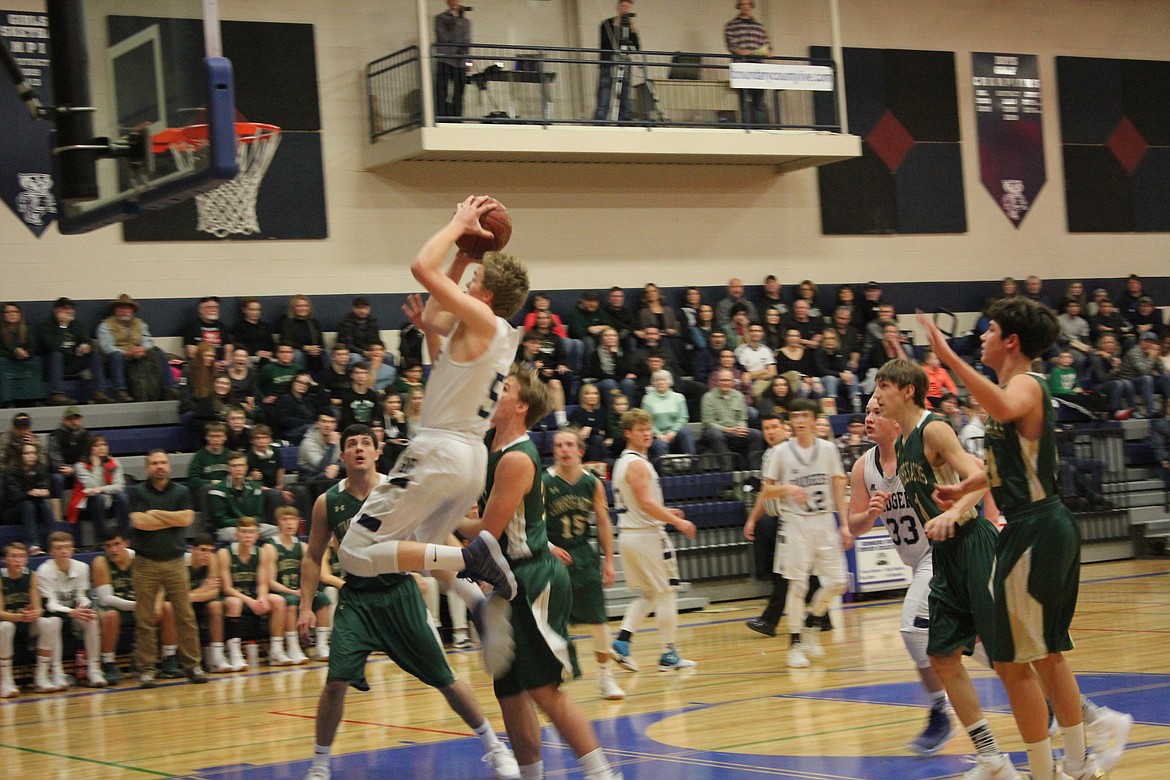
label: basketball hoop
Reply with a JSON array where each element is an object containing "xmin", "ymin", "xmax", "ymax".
[{"xmin": 152, "ymin": 121, "xmax": 281, "ymax": 237}]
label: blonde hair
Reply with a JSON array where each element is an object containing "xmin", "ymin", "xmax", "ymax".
[
  {"xmin": 481, "ymin": 252, "xmax": 529, "ymax": 319},
  {"xmin": 286, "ymin": 294, "xmax": 312, "ymax": 319},
  {"xmin": 509, "ymin": 366, "xmax": 550, "ymax": 427},
  {"xmin": 622, "ymin": 408, "xmax": 653, "ymax": 431},
  {"xmin": 237, "ymin": 516, "xmax": 259, "ymax": 530}
]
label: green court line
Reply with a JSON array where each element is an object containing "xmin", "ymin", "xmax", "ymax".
[{"xmin": 0, "ymin": 742, "xmax": 178, "ymax": 777}]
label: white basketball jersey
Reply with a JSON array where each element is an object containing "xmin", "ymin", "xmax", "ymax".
[
  {"xmin": 760, "ymin": 443, "xmax": 786, "ymax": 517},
  {"xmin": 419, "ymin": 317, "xmax": 519, "ymax": 436},
  {"xmin": 612, "ymin": 450, "xmax": 664, "ymax": 530},
  {"xmin": 771, "ymin": 438, "xmax": 844, "ymax": 517},
  {"xmin": 862, "ymin": 446, "xmax": 931, "ymax": 570}
]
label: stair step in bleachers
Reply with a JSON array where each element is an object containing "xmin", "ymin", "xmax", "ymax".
[
  {"xmin": 98, "ymin": 425, "xmax": 200, "ymax": 456},
  {"xmin": 20, "ymin": 400, "xmax": 181, "ymax": 432}
]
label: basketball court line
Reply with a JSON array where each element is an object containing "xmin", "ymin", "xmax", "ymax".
[{"xmin": 0, "ymin": 741, "xmax": 180, "ymax": 777}]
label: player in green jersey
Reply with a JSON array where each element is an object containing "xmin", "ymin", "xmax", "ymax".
[
  {"xmin": 919, "ymin": 300, "xmax": 1131, "ymax": 780},
  {"xmin": 544, "ymin": 427, "xmax": 622, "ymax": 700}
]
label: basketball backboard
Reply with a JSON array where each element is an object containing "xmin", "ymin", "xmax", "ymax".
[{"xmin": 46, "ymin": 0, "xmax": 237, "ymax": 233}]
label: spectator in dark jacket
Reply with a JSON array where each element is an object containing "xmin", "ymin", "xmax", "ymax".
[
  {"xmin": 47, "ymin": 406, "xmax": 90, "ymax": 492},
  {"xmin": 271, "ymin": 371, "xmax": 320, "ymax": 443},
  {"xmin": 230, "ymin": 298, "xmax": 277, "ymax": 362},
  {"xmin": 276, "ymin": 295, "xmax": 325, "ymax": 374},
  {"xmin": 1151, "ymin": 398, "xmax": 1170, "ymax": 491},
  {"xmin": 335, "ymin": 296, "xmax": 381, "ymax": 364},
  {"xmin": 2, "ymin": 442, "xmax": 53, "ymax": 554},
  {"xmin": 38, "ymin": 297, "xmax": 110, "ymax": 405}
]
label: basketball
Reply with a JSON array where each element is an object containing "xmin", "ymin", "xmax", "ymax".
[{"xmin": 456, "ymin": 206, "xmax": 512, "ymax": 258}]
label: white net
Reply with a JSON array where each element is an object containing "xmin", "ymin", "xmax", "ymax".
[
  {"xmin": 193, "ymin": 126, "xmax": 281, "ymax": 237},
  {"xmin": 164, "ymin": 124, "xmax": 281, "ymax": 237}
]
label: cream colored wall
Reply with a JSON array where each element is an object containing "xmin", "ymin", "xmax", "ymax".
[{"xmin": 2, "ymin": 0, "xmax": 1167, "ymax": 305}]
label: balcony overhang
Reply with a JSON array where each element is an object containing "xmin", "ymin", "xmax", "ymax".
[{"xmin": 363, "ymin": 124, "xmax": 861, "ymax": 174}]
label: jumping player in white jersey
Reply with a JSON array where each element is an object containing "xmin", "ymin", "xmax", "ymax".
[
  {"xmin": 759, "ymin": 397, "xmax": 850, "ymax": 668},
  {"xmin": 610, "ymin": 408, "xmax": 698, "ymax": 673},
  {"xmin": 336, "ymin": 196, "xmax": 527, "ymax": 604},
  {"xmin": 847, "ymin": 396, "xmax": 952, "ymax": 754}
]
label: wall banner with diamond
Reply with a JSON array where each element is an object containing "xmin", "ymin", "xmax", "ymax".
[
  {"xmin": 972, "ymin": 52, "xmax": 1045, "ymax": 228},
  {"xmin": 0, "ymin": 11, "xmax": 56, "ymax": 236}
]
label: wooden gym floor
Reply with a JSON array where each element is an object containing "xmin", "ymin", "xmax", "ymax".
[{"xmin": 2, "ymin": 559, "xmax": 1167, "ymax": 779}]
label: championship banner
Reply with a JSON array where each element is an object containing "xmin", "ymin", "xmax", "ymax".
[
  {"xmin": 972, "ymin": 52, "xmax": 1045, "ymax": 228},
  {"xmin": 729, "ymin": 62, "xmax": 834, "ymax": 91},
  {"xmin": 0, "ymin": 11, "xmax": 56, "ymax": 236}
]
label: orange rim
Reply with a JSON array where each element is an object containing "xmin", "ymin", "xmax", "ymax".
[{"xmin": 152, "ymin": 122, "xmax": 281, "ymax": 153}]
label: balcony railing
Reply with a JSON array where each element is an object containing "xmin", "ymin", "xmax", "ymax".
[{"xmin": 367, "ymin": 43, "xmax": 840, "ymax": 142}]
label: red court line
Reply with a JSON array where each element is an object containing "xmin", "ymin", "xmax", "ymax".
[{"xmin": 272, "ymin": 710, "xmax": 472, "ymax": 738}]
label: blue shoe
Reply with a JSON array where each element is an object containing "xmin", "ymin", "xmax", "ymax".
[
  {"xmin": 611, "ymin": 639, "xmax": 639, "ymax": 672},
  {"xmin": 469, "ymin": 594, "xmax": 515, "ymax": 679},
  {"xmin": 908, "ymin": 705, "xmax": 954, "ymax": 755},
  {"xmin": 658, "ymin": 648, "xmax": 697, "ymax": 672},
  {"xmin": 460, "ymin": 531, "xmax": 517, "ymax": 600}
]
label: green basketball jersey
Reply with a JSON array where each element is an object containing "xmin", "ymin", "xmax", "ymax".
[
  {"xmin": 274, "ymin": 538, "xmax": 303, "ymax": 591},
  {"xmin": 984, "ymin": 373, "xmax": 1060, "ymax": 514},
  {"xmin": 542, "ymin": 468, "xmax": 598, "ymax": 549},
  {"xmin": 483, "ymin": 433, "xmax": 547, "ymax": 562},
  {"xmin": 325, "ymin": 479, "xmax": 406, "ymax": 590},
  {"xmin": 1, "ymin": 568, "xmax": 31, "ymax": 612},
  {"xmin": 229, "ymin": 544, "xmax": 260, "ymax": 598},
  {"xmin": 896, "ymin": 411, "xmax": 979, "ymax": 549},
  {"xmin": 102, "ymin": 554, "xmax": 135, "ymax": 602}
]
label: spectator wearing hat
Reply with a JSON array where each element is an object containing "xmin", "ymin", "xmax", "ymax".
[
  {"xmin": 567, "ymin": 290, "xmax": 610, "ymax": 356},
  {"xmin": 0, "ymin": 302, "xmax": 46, "ymax": 407},
  {"xmin": 1119, "ymin": 273, "xmax": 1146, "ymax": 320},
  {"xmin": 0, "ymin": 413, "xmax": 62, "ymax": 497},
  {"xmin": 96, "ymin": 294, "xmax": 179, "ymax": 403},
  {"xmin": 38, "ymin": 297, "xmax": 111, "ymax": 405},
  {"xmin": 1120, "ymin": 332, "xmax": 1169, "ymax": 419},
  {"xmin": 183, "ymin": 296, "xmax": 229, "ymax": 366},
  {"xmin": 1127, "ymin": 296, "xmax": 1163, "ymax": 341},
  {"xmin": 336, "ymin": 296, "xmax": 380, "ymax": 366},
  {"xmin": 47, "ymin": 406, "xmax": 90, "ymax": 493},
  {"xmin": 860, "ymin": 281, "xmax": 884, "ymax": 326},
  {"xmin": 1089, "ymin": 296, "xmax": 1134, "ymax": 350}
]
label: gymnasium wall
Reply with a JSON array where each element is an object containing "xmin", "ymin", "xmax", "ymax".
[{"xmin": 1, "ymin": 0, "xmax": 1167, "ymax": 324}]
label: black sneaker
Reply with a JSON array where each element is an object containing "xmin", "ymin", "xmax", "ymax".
[
  {"xmin": 102, "ymin": 661, "xmax": 122, "ymax": 684},
  {"xmin": 159, "ymin": 656, "xmax": 183, "ymax": 679},
  {"xmin": 746, "ymin": 618, "xmax": 776, "ymax": 637},
  {"xmin": 186, "ymin": 666, "xmax": 208, "ymax": 684},
  {"xmin": 460, "ymin": 531, "xmax": 517, "ymax": 600}
]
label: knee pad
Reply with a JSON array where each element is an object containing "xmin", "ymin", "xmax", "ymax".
[{"xmin": 901, "ymin": 628, "xmax": 931, "ymax": 669}]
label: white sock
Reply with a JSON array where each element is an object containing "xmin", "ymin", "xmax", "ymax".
[
  {"xmin": 212, "ymin": 641, "xmax": 225, "ymax": 655},
  {"xmin": 426, "ymin": 544, "xmax": 467, "ymax": 572},
  {"xmin": 928, "ymin": 689, "xmax": 947, "ymax": 710},
  {"xmin": 580, "ymin": 747, "xmax": 612, "ymax": 777},
  {"xmin": 284, "ymin": 631, "xmax": 299, "ymax": 648},
  {"xmin": 316, "ymin": 627, "xmax": 332, "ymax": 645},
  {"xmin": 312, "ymin": 743, "xmax": 331, "ymax": 768},
  {"xmin": 162, "ymin": 644, "xmax": 177, "ymax": 658},
  {"xmin": 227, "ymin": 637, "xmax": 242, "ymax": 655},
  {"xmin": 101, "ymin": 652, "xmax": 115, "ymax": 664},
  {"xmin": 519, "ymin": 762, "xmax": 543, "ymax": 779},
  {"xmin": 36, "ymin": 655, "xmax": 50, "ymax": 676},
  {"xmin": 1024, "ymin": 738, "xmax": 1053, "ymax": 780},
  {"xmin": 473, "ymin": 720, "xmax": 498, "ymax": 750},
  {"xmin": 271, "ymin": 636, "xmax": 285, "ymax": 653}
]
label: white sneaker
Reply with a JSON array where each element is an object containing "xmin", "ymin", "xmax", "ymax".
[
  {"xmin": 0, "ymin": 678, "xmax": 18, "ymax": 698},
  {"xmin": 481, "ymin": 742, "xmax": 520, "ymax": 780},
  {"xmin": 286, "ymin": 642, "xmax": 310, "ymax": 666},
  {"xmin": 315, "ymin": 642, "xmax": 330, "ymax": 662},
  {"xmin": 1063, "ymin": 753, "xmax": 1106, "ymax": 780},
  {"xmin": 1086, "ymin": 706, "xmax": 1132, "ymax": 772},
  {"xmin": 787, "ymin": 645, "xmax": 810, "ymax": 668},
  {"xmin": 303, "ymin": 763, "xmax": 331, "ymax": 780},
  {"xmin": 86, "ymin": 664, "xmax": 107, "ymax": 688},
  {"xmin": 34, "ymin": 671, "xmax": 57, "ymax": 693},
  {"xmin": 268, "ymin": 645, "xmax": 293, "ymax": 666},
  {"xmin": 598, "ymin": 667, "xmax": 625, "ymax": 700},
  {"xmin": 801, "ymin": 626, "xmax": 825, "ymax": 658},
  {"xmin": 961, "ymin": 752, "xmax": 1021, "ymax": 780},
  {"xmin": 207, "ymin": 651, "xmax": 232, "ymax": 674},
  {"xmin": 474, "ymin": 594, "xmax": 516, "ymax": 679},
  {"xmin": 227, "ymin": 649, "xmax": 248, "ymax": 672},
  {"xmin": 50, "ymin": 666, "xmax": 69, "ymax": 691}
]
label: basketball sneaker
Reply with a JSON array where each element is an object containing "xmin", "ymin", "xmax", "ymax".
[
  {"xmin": 268, "ymin": 644, "xmax": 293, "ymax": 666},
  {"xmin": 470, "ymin": 593, "xmax": 515, "ymax": 679},
  {"xmin": 907, "ymin": 705, "xmax": 953, "ymax": 755},
  {"xmin": 286, "ymin": 640, "xmax": 310, "ymax": 666},
  {"xmin": 597, "ymin": 667, "xmax": 625, "ymax": 700},
  {"xmin": 611, "ymin": 639, "xmax": 639, "ymax": 672},
  {"xmin": 658, "ymin": 648, "xmax": 697, "ymax": 671},
  {"xmin": 481, "ymin": 742, "xmax": 520, "ymax": 779},
  {"xmin": 801, "ymin": 626, "xmax": 825, "ymax": 658},
  {"xmin": 1062, "ymin": 753, "xmax": 1105, "ymax": 780},
  {"xmin": 1085, "ymin": 706, "xmax": 1132, "ymax": 772},
  {"xmin": 960, "ymin": 752, "xmax": 1021, "ymax": 780},
  {"xmin": 787, "ymin": 645, "xmax": 810, "ymax": 668},
  {"xmin": 303, "ymin": 764, "xmax": 331, "ymax": 780},
  {"xmin": 0, "ymin": 673, "xmax": 17, "ymax": 698},
  {"xmin": 86, "ymin": 663, "xmax": 107, "ymax": 688},
  {"xmin": 159, "ymin": 656, "xmax": 182, "ymax": 679},
  {"xmin": 461, "ymin": 531, "xmax": 517, "ymax": 600}
]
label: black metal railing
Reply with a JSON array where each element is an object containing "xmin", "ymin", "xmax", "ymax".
[
  {"xmin": 366, "ymin": 43, "xmax": 840, "ymax": 142},
  {"xmin": 1055, "ymin": 424, "xmax": 1131, "ymax": 542}
]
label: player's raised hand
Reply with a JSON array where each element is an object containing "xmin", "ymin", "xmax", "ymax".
[
  {"xmin": 867, "ymin": 490, "xmax": 892, "ymax": 521},
  {"xmin": 452, "ymin": 195, "xmax": 497, "ymax": 237},
  {"xmin": 402, "ymin": 293, "xmax": 426, "ymax": 330}
]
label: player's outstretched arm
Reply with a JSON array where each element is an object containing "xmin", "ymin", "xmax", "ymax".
[
  {"xmin": 479, "ymin": 451, "xmax": 536, "ymax": 540},
  {"xmin": 411, "ymin": 195, "xmax": 500, "ymax": 339},
  {"xmin": 922, "ymin": 420, "xmax": 987, "ymax": 540}
]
